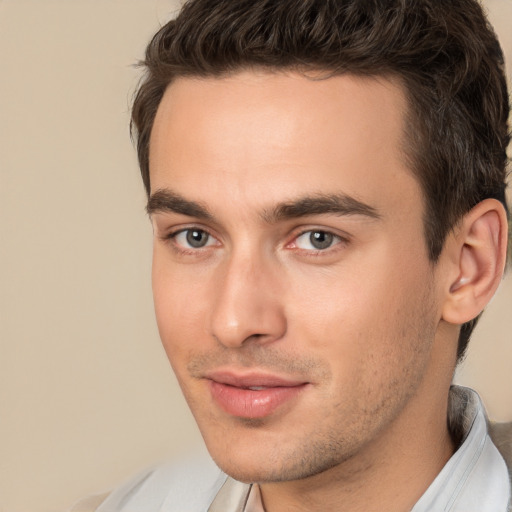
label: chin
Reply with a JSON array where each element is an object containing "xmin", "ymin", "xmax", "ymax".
[{"xmin": 206, "ymin": 436, "xmax": 350, "ymax": 484}]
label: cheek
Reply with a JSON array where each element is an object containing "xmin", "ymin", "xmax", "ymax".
[
  {"xmin": 151, "ymin": 252, "xmax": 211, "ymax": 363},
  {"xmin": 286, "ymin": 247, "xmax": 433, "ymax": 374}
]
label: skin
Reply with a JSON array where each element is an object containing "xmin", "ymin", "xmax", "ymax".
[{"xmin": 148, "ymin": 71, "xmax": 461, "ymax": 511}]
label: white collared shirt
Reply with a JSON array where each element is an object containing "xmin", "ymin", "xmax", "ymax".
[{"xmin": 411, "ymin": 387, "xmax": 510, "ymax": 512}]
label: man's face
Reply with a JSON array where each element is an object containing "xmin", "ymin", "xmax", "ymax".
[{"xmin": 149, "ymin": 71, "xmax": 447, "ymax": 483}]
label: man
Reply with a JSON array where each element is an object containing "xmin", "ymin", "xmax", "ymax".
[{"xmin": 73, "ymin": 0, "xmax": 511, "ymax": 510}]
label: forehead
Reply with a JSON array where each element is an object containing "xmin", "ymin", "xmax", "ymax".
[{"xmin": 149, "ymin": 71, "xmax": 421, "ymax": 224}]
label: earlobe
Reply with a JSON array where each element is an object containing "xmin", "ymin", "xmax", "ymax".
[{"xmin": 442, "ymin": 199, "xmax": 508, "ymax": 326}]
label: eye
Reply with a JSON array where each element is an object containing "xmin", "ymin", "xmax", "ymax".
[
  {"xmin": 172, "ymin": 228, "xmax": 216, "ymax": 249},
  {"xmin": 294, "ymin": 230, "xmax": 341, "ymax": 251}
]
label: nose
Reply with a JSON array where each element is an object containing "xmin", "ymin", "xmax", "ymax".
[{"xmin": 209, "ymin": 251, "xmax": 287, "ymax": 348}]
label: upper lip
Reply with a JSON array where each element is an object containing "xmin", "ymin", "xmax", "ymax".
[{"xmin": 204, "ymin": 369, "xmax": 307, "ymax": 388}]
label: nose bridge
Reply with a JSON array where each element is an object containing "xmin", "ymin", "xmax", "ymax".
[{"xmin": 210, "ymin": 245, "xmax": 286, "ymax": 348}]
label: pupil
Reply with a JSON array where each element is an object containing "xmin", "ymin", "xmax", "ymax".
[
  {"xmin": 310, "ymin": 231, "xmax": 333, "ymax": 249},
  {"xmin": 186, "ymin": 229, "xmax": 208, "ymax": 248}
]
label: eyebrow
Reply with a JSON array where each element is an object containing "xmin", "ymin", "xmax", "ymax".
[
  {"xmin": 262, "ymin": 193, "xmax": 381, "ymax": 223},
  {"xmin": 147, "ymin": 188, "xmax": 381, "ymax": 223},
  {"xmin": 147, "ymin": 189, "xmax": 213, "ymax": 219}
]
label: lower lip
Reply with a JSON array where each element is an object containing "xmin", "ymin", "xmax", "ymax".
[{"xmin": 209, "ymin": 381, "xmax": 307, "ymax": 419}]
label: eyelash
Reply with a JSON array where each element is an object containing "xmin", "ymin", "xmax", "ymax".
[
  {"xmin": 161, "ymin": 227, "xmax": 349, "ymax": 256},
  {"xmin": 161, "ymin": 227, "xmax": 218, "ymax": 255},
  {"xmin": 289, "ymin": 229, "xmax": 348, "ymax": 254}
]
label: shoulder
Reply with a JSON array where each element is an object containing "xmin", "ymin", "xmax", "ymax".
[
  {"xmin": 489, "ymin": 421, "xmax": 512, "ymax": 471},
  {"xmin": 488, "ymin": 423, "xmax": 512, "ymax": 512},
  {"xmin": 68, "ymin": 492, "xmax": 111, "ymax": 512},
  {"xmin": 69, "ymin": 452, "xmax": 227, "ymax": 512}
]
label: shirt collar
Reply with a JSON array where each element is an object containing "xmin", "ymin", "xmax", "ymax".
[{"xmin": 412, "ymin": 386, "xmax": 510, "ymax": 512}]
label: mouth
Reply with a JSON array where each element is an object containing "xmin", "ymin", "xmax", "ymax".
[{"xmin": 205, "ymin": 370, "xmax": 309, "ymax": 419}]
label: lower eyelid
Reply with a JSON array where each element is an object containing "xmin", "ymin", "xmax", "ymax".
[
  {"xmin": 165, "ymin": 228, "xmax": 222, "ymax": 252},
  {"xmin": 293, "ymin": 231, "xmax": 345, "ymax": 250}
]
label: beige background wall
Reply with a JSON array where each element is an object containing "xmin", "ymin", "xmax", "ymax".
[{"xmin": 0, "ymin": 1, "xmax": 510, "ymax": 511}]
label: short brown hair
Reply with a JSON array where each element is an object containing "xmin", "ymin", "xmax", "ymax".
[{"xmin": 131, "ymin": 0, "xmax": 510, "ymax": 360}]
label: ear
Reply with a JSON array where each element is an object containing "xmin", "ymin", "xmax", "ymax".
[{"xmin": 441, "ymin": 199, "xmax": 508, "ymax": 325}]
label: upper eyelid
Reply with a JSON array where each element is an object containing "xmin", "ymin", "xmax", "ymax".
[
  {"xmin": 291, "ymin": 227, "xmax": 351, "ymax": 243},
  {"xmin": 159, "ymin": 224, "xmax": 217, "ymax": 239},
  {"xmin": 151, "ymin": 212, "xmax": 216, "ymax": 233},
  {"xmin": 297, "ymin": 228, "xmax": 346, "ymax": 237},
  {"xmin": 166, "ymin": 227, "xmax": 217, "ymax": 242},
  {"xmin": 295, "ymin": 229, "xmax": 341, "ymax": 239}
]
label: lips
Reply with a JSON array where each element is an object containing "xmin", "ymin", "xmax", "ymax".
[{"xmin": 205, "ymin": 370, "xmax": 308, "ymax": 419}]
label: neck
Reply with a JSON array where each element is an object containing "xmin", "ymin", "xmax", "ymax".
[{"xmin": 259, "ymin": 383, "xmax": 455, "ymax": 512}]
